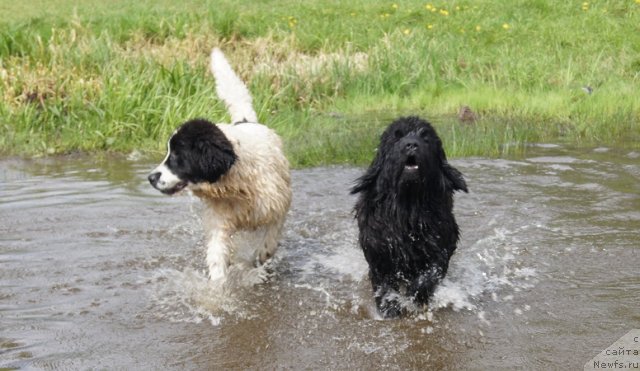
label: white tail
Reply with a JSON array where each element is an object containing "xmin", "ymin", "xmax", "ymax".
[{"xmin": 210, "ymin": 48, "xmax": 258, "ymax": 124}]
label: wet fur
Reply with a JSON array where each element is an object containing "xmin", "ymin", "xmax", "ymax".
[
  {"xmin": 149, "ymin": 49, "xmax": 291, "ymax": 283},
  {"xmin": 351, "ymin": 116, "xmax": 468, "ymax": 317}
]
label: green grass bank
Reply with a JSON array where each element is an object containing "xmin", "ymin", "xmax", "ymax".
[{"xmin": 1, "ymin": 0, "xmax": 639, "ymax": 166}]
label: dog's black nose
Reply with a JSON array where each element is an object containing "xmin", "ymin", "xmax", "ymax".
[
  {"xmin": 148, "ymin": 172, "xmax": 161, "ymax": 186},
  {"xmin": 404, "ymin": 138, "xmax": 419, "ymax": 153}
]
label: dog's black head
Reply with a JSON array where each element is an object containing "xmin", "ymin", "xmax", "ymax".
[
  {"xmin": 352, "ymin": 116, "xmax": 467, "ymax": 198},
  {"xmin": 148, "ymin": 119, "xmax": 236, "ymax": 195}
]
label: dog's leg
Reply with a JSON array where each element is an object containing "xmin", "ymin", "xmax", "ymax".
[
  {"xmin": 257, "ymin": 219, "xmax": 284, "ymax": 265},
  {"xmin": 206, "ymin": 227, "xmax": 232, "ymax": 282},
  {"xmin": 408, "ymin": 267, "xmax": 445, "ymax": 304},
  {"xmin": 370, "ymin": 273, "xmax": 403, "ymax": 318}
]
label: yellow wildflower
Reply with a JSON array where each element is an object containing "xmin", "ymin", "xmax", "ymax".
[
  {"xmin": 425, "ymin": 4, "xmax": 433, "ymax": 10},
  {"xmin": 426, "ymin": 24, "xmax": 433, "ymax": 29},
  {"xmin": 502, "ymin": 23, "xmax": 510, "ymax": 30},
  {"xmin": 403, "ymin": 29, "xmax": 411, "ymax": 35},
  {"xmin": 439, "ymin": 9, "xmax": 449, "ymax": 16},
  {"xmin": 392, "ymin": 3, "xmax": 398, "ymax": 9},
  {"xmin": 475, "ymin": 25, "xmax": 481, "ymax": 32}
]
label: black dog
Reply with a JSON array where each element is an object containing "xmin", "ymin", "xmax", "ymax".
[{"xmin": 351, "ymin": 116, "xmax": 468, "ymax": 317}]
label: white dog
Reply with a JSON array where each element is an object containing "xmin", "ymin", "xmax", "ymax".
[{"xmin": 148, "ymin": 48, "xmax": 291, "ymax": 283}]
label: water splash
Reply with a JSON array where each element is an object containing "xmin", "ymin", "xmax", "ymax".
[
  {"xmin": 431, "ymin": 226, "xmax": 538, "ymax": 312},
  {"xmin": 288, "ymin": 222, "xmax": 538, "ymax": 319},
  {"xmin": 148, "ymin": 263, "xmax": 274, "ymax": 326}
]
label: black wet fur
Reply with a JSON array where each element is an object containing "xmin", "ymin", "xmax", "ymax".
[
  {"xmin": 167, "ymin": 119, "xmax": 236, "ymax": 184},
  {"xmin": 351, "ymin": 116, "xmax": 468, "ymax": 318}
]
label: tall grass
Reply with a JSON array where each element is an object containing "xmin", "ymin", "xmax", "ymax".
[{"xmin": 0, "ymin": 0, "xmax": 639, "ymax": 165}]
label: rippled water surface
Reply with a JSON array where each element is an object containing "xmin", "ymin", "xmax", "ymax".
[{"xmin": 1, "ymin": 145, "xmax": 638, "ymax": 370}]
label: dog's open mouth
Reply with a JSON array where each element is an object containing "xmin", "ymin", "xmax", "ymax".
[
  {"xmin": 160, "ymin": 181, "xmax": 188, "ymax": 195},
  {"xmin": 404, "ymin": 155, "xmax": 419, "ymax": 171}
]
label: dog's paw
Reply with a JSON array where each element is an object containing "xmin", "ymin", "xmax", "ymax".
[{"xmin": 242, "ymin": 266, "xmax": 274, "ymax": 286}]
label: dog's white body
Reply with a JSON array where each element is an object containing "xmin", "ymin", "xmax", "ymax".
[
  {"xmin": 150, "ymin": 48, "xmax": 291, "ymax": 283},
  {"xmin": 193, "ymin": 122, "xmax": 291, "ymax": 282}
]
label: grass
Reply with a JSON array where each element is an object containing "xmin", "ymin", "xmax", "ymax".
[{"xmin": 0, "ymin": 0, "xmax": 639, "ymax": 166}]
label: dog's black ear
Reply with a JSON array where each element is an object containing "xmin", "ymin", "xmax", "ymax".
[
  {"xmin": 442, "ymin": 162, "xmax": 468, "ymax": 193},
  {"xmin": 351, "ymin": 165, "xmax": 379, "ymax": 194},
  {"xmin": 351, "ymin": 156, "xmax": 382, "ymax": 195},
  {"xmin": 196, "ymin": 136, "xmax": 236, "ymax": 183},
  {"xmin": 172, "ymin": 119, "xmax": 237, "ymax": 184}
]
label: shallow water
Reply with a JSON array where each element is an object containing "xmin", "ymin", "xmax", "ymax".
[{"xmin": 1, "ymin": 145, "xmax": 638, "ymax": 370}]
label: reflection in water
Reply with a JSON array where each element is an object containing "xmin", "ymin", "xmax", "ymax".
[{"xmin": 0, "ymin": 145, "xmax": 639, "ymax": 369}]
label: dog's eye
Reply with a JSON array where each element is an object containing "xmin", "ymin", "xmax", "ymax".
[{"xmin": 394, "ymin": 129, "xmax": 404, "ymax": 139}]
